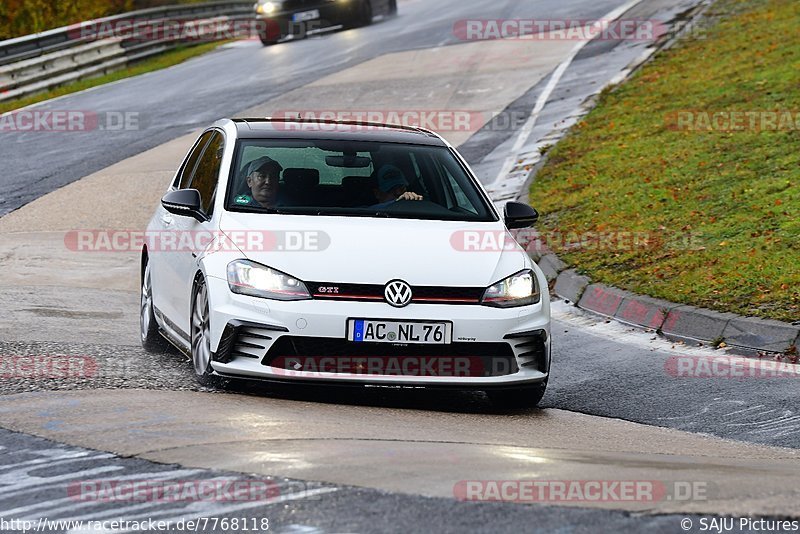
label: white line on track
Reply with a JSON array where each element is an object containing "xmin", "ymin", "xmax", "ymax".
[{"xmin": 490, "ymin": 0, "xmax": 647, "ymax": 187}]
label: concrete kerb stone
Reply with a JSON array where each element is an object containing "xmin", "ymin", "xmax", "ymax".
[
  {"xmin": 540, "ymin": 253, "xmax": 567, "ymax": 274},
  {"xmin": 577, "ymin": 284, "xmax": 634, "ymax": 318},
  {"xmin": 538, "ymin": 258, "xmax": 559, "ymax": 283},
  {"xmin": 526, "ymin": 239, "xmax": 552, "ymax": 263},
  {"xmin": 614, "ymin": 294, "xmax": 679, "ymax": 331},
  {"xmin": 661, "ymin": 305, "xmax": 739, "ymax": 344},
  {"xmin": 550, "ymin": 269, "xmax": 798, "ymax": 353},
  {"xmin": 553, "ymin": 269, "xmax": 591, "ymax": 304},
  {"xmin": 722, "ymin": 317, "xmax": 800, "ymax": 353},
  {"xmin": 537, "ymin": 254, "xmax": 568, "ymax": 283}
]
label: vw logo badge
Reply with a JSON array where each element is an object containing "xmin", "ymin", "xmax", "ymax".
[{"xmin": 384, "ymin": 280, "xmax": 413, "ymax": 308}]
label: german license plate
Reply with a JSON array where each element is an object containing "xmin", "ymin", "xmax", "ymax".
[
  {"xmin": 347, "ymin": 319, "xmax": 452, "ymax": 345},
  {"xmin": 292, "ymin": 9, "xmax": 320, "ymax": 22}
]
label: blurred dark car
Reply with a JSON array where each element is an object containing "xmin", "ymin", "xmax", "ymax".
[{"xmin": 254, "ymin": 0, "xmax": 397, "ymax": 45}]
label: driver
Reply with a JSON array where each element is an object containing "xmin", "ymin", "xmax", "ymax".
[
  {"xmin": 233, "ymin": 156, "xmax": 284, "ymax": 208},
  {"xmin": 369, "ymin": 165, "xmax": 423, "ymax": 209}
]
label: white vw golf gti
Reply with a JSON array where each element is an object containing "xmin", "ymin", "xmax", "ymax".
[{"xmin": 141, "ymin": 118, "xmax": 551, "ymax": 406}]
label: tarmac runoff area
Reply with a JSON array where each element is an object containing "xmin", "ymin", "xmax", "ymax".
[{"xmin": 1, "ymin": 388, "xmax": 800, "ymax": 517}]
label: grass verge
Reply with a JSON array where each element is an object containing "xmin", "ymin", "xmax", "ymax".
[
  {"xmin": 0, "ymin": 41, "xmax": 226, "ymax": 115},
  {"xmin": 528, "ymin": 0, "xmax": 799, "ymax": 322}
]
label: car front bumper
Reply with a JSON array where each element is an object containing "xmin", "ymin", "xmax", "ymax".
[
  {"xmin": 255, "ymin": 1, "xmax": 361, "ymax": 37},
  {"xmin": 205, "ymin": 276, "xmax": 551, "ymax": 388}
]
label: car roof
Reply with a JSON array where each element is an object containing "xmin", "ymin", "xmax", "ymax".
[{"xmin": 232, "ymin": 118, "xmax": 448, "ymax": 146}]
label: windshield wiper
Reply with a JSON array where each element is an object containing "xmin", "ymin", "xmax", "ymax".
[
  {"xmin": 304, "ymin": 209, "xmax": 391, "ymax": 217},
  {"xmin": 238, "ymin": 206, "xmax": 395, "ymax": 217}
]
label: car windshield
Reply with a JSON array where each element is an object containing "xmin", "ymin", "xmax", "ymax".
[{"xmin": 225, "ymin": 138, "xmax": 497, "ymax": 222}]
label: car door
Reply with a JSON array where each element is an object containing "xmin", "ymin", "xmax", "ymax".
[
  {"xmin": 150, "ymin": 130, "xmax": 215, "ymax": 333},
  {"xmin": 168, "ymin": 129, "xmax": 225, "ymax": 337}
]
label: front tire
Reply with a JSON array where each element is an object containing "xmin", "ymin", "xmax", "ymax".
[
  {"xmin": 191, "ymin": 277, "xmax": 218, "ymax": 387},
  {"xmin": 354, "ymin": 0, "xmax": 372, "ymax": 27},
  {"xmin": 259, "ymin": 30, "xmax": 279, "ymax": 46},
  {"xmin": 140, "ymin": 261, "xmax": 168, "ymax": 353},
  {"xmin": 258, "ymin": 20, "xmax": 281, "ymax": 45},
  {"xmin": 487, "ymin": 381, "xmax": 547, "ymax": 409}
]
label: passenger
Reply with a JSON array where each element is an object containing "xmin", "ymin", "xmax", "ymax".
[
  {"xmin": 233, "ymin": 156, "xmax": 284, "ymax": 208},
  {"xmin": 369, "ymin": 165, "xmax": 423, "ymax": 209}
]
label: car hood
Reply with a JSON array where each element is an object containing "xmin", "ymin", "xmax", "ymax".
[{"xmin": 219, "ymin": 211, "xmax": 527, "ymax": 286}]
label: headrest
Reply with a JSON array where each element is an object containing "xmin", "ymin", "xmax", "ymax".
[
  {"xmin": 342, "ymin": 175, "xmax": 372, "ymax": 189},
  {"xmin": 283, "ymin": 168, "xmax": 320, "ymax": 188}
]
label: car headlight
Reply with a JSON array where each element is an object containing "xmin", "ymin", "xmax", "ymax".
[
  {"xmin": 227, "ymin": 260, "xmax": 310, "ymax": 301},
  {"xmin": 256, "ymin": 1, "xmax": 279, "ymax": 15},
  {"xmin": 481, "ymin": 270, "xmax": 540, "ymax": 308}
]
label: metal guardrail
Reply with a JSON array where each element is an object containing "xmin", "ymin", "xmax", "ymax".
[{"xmin": 0, "ymin": 1, "xmax": 254, "ymax": 103}]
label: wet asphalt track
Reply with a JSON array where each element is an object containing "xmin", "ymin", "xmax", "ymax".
[
  {"xmin": 2, "ymin": 0, "xmax": 798, "ymax": 531},
  {"xmin": 0, "ymin": 0, "xmax": 628, "ymax": 216}
]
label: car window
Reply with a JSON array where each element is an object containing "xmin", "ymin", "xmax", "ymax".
[
  {"xmin": 188, "ymin": 131, "xmax": 224, "ymax": 215},
  {"xmin": 174, "ymin": 131, "xmax": 214, "ymax": 189},
  {"xmin": 227, "ymin": 139, "xmax": 496, "ymax": 222},
  {"xmin": 239, "ymin": 145, "xmax": 373, "ymax": 185},
  {"xmin": 443, "ymin": 164, "xmax": 478, "ymax": 215}
]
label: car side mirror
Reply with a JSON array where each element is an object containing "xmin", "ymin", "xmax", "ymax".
[
  {"xmin": 504, "ymin": 202, "xmax": 539, "ymax": 229},
  {"xmin": 161, "ymin": 189, "xmax": 207, "ymax": 222}
]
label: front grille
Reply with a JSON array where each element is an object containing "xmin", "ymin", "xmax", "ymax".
[
  {"xmin": 262, "ymin": 336, "xmax": 519, "ymax": 377},
  {"xmin": 306, "ymin": 282, "xmax": 484, "ymax": 305},
  {"xmin": 307, "ymin": 282, "xmax": 383, "ymax": 301},
  {"xmin": 414, "ymin": 286, "xmax": 485, "ymax": 303},
  {"xmin": 282, "ymin": 0, "xmax": 323, "ymax": 11}
]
